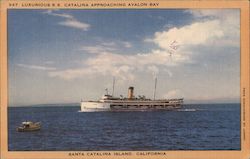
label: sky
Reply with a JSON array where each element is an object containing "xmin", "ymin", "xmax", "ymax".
[{"xmin": 8, "ymin": 9, "xmax": 240, "ymax": 106}]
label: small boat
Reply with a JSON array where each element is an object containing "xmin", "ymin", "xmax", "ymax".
[{"xmin": 17, "ymin": 121, "xmax": 41, "ymax": 132}]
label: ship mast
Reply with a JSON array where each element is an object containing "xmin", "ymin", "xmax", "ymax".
[
  {"xmin": 105, "ymin": 88, "xmax": 109, "ymax": 95},
  {"xmin": 112, "ymin": 77, "xmax": 115, "ymax": 96},
  {"xmin": 153, "ymin": 77, "xmax": 157, "ymax": 100}
]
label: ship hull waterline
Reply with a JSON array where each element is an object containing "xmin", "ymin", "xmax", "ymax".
[{"xmin": 80, "ymin": 100, "xmax": 183, "ymax": 112}]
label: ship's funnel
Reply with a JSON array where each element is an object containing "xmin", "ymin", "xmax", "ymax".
[{"xmin": 128, "ymin": 87, "xmax": 134, "ymax": 99}]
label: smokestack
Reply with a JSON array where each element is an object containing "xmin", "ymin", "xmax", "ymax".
[{"xmin": 128, "ymin": 87, "xmax": 134, "ymax": 99}]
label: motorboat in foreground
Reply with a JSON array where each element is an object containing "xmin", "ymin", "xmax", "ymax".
[{"xmin": 17, "ymin": 121, "xmax": 41, "ymax": 132}]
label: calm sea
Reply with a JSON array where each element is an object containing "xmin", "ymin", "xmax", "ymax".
[{"xmin": 8, "ymin": 104, "xmax": 240, "ymax": 151}]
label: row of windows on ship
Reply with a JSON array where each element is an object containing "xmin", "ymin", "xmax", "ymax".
[{"xmin": 110, "ymin": 104, "xmax": 181, "ymax": 107}]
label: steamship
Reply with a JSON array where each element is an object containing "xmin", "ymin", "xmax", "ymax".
[{"xmin": 80, "ymin": 79, "xmax": 184, "ymax": 112}]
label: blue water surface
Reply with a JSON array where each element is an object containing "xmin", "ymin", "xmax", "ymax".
[{"xmin": 8, "ymin": 104, "xmax": 240, "ymax": 151}]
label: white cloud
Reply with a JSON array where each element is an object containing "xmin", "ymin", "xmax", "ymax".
[
  {"xmin": 80, "ymin": 45, "xmax": 116, "ymax": 54},
  {"xmin": 43, "ymin": 10, "xmax": 90, "ymax": 31},
  {"xmin": 148, "ymin": 9, "xmax": 239, "ymax": 52},
  {"xmin": 153, "ymin": 20, "xmax": 224, "ymax": 48},
  {"xmin": 187, "ymin": 9, "xmax": 239, "ymax": 20},
  {"xmin": 186, "ymin": 9, "xmax": 240, "ymax": 47},
  {"xmin": 17, "ymin": 64, "xmax": 56, "ymax": 71},
  {"xmin": 58, "ymin": 19, "xmax": 90, "ymax": 31},
  {"xmin": 122, "ymin": 41, "xmax": 132, "ymax": 48},
  {"xmin": 101, "ymin": 42, "xmax": 116, "ymax": 47},
  {"xmin": 44, "ymin": 61, "xmax": 54, "ymax": 64},
  {"xmin": 163, "ymin": 89, "xmax": 181, "ymax": 98},
  {"xmin": 147, "ymin": 65, "xmax": 159, "ymax": 77},
  {"xmin": 48, "ymin": 49, "xmax": 188, "ymax": 80},
  {"xmin": 48, "ymin": 9, "xmax": 239, "ymax": 81},
  {"xmin": 143, "ymin": 9, "xmax": 239, "ymax": 70},
  {"xmin": 80, "ymin": 41, "xmax": 132, "ymax": 54},
  {"xmin": 163, "ymin": 68, "xmax": 173, "ymax": 77},
  {"xmin": 49, "ymin": 68, "xmax": 92, "ymax": 80},
  {"xmin": 43, "ymin": 10, "xmax": 73, "ymax": 19}
]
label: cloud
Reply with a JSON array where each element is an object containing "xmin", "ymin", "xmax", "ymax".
[
  {"xmin": 80, "ymin": 45, "xmax": 116, "ymax": 54},
  {"xmin": 17, "ymin": 64, "xmax": 56, "ymax": 71},
  {"xmin": 43, "ymin": 10, "xmax": 90, "ymax": 31},
  {"xmin": 101, "ymin": 42, "xmax": 116, "ymax": 47},
  {"xmin": 153, "ymin": 20, "xmax": 223, "ymax": 48},
  {"xmin": 48, "ymin": 9, "xmax": 239, "ymax": 81},
  {"xmin": 148, "ymin": 9, "xmax": 239, "ymax": 50},
  {"xmin": 187, "ymin": 9, "xmax": 239, "ymax": 21},
  {"xmin": 43, "ymin": 10, "xmax": 73, "ymax": 19},
  {"xmin": 79, "ymin": 41, "xmax": 132, "ymax": 54},
  {"xmin": 49, "ymin": 48, "xmax": 188, "ymax": 80},
  {"xmin": 163, "ymin": 68, "xmax": 173, "ymax": 77},
  {"xmin": 44, "ymin": 61, "xmax": 54, "ymax": 64},
  {"xmin": 163, "ymin": 89, "xmax": 181, "ymax": 98},
  {"xmin": 122, "ymin": 42, "xmax": 132, "ymax": 48},
  {"xmin": 147, "ymin": 65, "xmax": 159, "ymax": 77},
  {"xmin": 144, "ymin": 9, "xmax": 239, "ymax": 67},
  {"xmin": 58, "ymin": 19, "xmax": 90, "ymax": 31},
  {"xmin": 186, "ymin": 9, "xmax": 240, "ymax": 47}
]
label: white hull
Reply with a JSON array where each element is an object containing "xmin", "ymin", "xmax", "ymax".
[{"xmin": 80, "ymin": 99, "xmax": 183, "ymax": 112}]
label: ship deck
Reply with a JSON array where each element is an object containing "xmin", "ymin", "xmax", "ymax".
[{"xmin": 86, "ymin": 98, "xmax": 184, "ymax": 103}]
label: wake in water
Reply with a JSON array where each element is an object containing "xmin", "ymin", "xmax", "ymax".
[{"xmin": 177, "ymin": 108, "xmax": 196, "ymax": 112}]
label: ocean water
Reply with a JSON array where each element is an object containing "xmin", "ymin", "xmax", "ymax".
[{"xmin": 8, "ymin": 104, "xmax": 240, "ymax": 151}]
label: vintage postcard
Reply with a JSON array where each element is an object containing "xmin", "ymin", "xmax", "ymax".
[{"xmin": 0, "ymin": 0, "xmax": 249, "ymax": 159}]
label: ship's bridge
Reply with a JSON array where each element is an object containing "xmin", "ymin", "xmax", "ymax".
[
  {"xmin": 101, "ymin": 94, "xmax": 120, "ymax": 100},
  {"xmin": 101, "ymin": 94, "xmax": 112, "ymax": 100}
]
